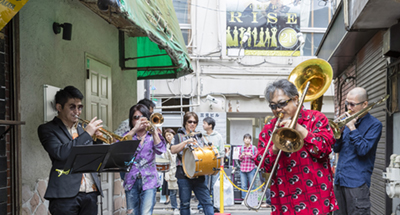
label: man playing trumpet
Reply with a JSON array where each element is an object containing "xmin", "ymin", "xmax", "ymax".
[
  {"xmin": 37, "ymin": 86, "xmax": 104, "ymax": 215},
  {"xmin": 255, "ymin": 79, "xmax": 338, "ymax": 214},
  {"xmin": 333, "ymin": 87, "xmax": 382, "ymax": 215}
]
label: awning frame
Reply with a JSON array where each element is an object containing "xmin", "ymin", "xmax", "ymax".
[{"xmin": 118, "ymin": 30, "xmax": 180, "ymax": 71}]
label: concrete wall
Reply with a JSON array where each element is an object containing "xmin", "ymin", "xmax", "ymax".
[{"xmin": 19, "ymin": 0, "xmax": 137, "ymax": 190}]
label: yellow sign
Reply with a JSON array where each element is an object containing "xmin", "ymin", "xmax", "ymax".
[
  {"xmin": 279, "ymin": 28, "xmax": 298, "ymax": 49},
  {"xmin": 0, "ymin": 0, "xmax": 30, "ymax": 30}
]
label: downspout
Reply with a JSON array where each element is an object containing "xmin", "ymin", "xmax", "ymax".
[
  {"xmin": 144, "ymin": 80, "xmax": 150, "ymax": 99},
  {"xmin": 343, "ymin": 0, "xmax": 351, "ymax": 31}
]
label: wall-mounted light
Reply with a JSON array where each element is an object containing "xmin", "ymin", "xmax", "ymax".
[
  {"xmin": 53, "ymin": 22, "xmax": 72, "ymax": 41},
  {"xmin": 288, "ymin": 33, "xmax": 305, "ymax": 65}
]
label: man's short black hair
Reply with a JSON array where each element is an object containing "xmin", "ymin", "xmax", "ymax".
[
  {"xmin": 203, "ymin": 117, "xmax": 216, "ymax": 130},
  {"xmin": 138, "ymin": 98, "xmax": 155, "ymax": 109},
  {"xmin": 55, "ymin": 86, "xmax": 84, "ymax": 108}
]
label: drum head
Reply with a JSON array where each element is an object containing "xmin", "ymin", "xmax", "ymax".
[
  {"xmin": 156, "ymin": 157, "xmax": 170, "ymax": 164},
  {"xmin": 183, "ymin": 149, "xmax": 195, "ymax": 178}
]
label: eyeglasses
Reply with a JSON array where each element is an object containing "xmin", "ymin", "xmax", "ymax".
[
  {"xmin": 133, "ymin": 115, "xmax": 143, "ymax": 120},
  {"xmin": 187, "ymin": 120, "xmax": 198, "ymax": 124},
  {"xmin": 269, "ymin": 98, "xmax": 292, "ymax": 110},
  {"xmin": 345, "ymin": 100, "xmax": 365, "ymax": 107},
  {"xmin": 69, "ymin": 104, "xmax": 84, "ymax": 111}
]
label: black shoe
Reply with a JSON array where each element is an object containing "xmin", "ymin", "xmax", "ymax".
[{"xmin": 214, "ymin": 207, "xmax": 220, "ymax": 213}]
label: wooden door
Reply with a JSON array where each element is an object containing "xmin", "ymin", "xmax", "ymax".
[{"xmin": 85, "ymin": 54, "xmax": 113, "ymax": 215}]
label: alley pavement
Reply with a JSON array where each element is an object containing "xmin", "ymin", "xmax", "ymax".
[{"xmin": 153, "ymin": 192, "xmax": 271, "ymax": 215}]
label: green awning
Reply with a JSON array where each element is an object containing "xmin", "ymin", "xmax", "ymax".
[{"xmin": 119, "ymin": 0, "xmax": 193, "ymax": 80}]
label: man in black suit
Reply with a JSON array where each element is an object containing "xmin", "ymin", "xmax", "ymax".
[{"xmin": 38, "ymin": 86, "xmax": 104, "ymax": 215}]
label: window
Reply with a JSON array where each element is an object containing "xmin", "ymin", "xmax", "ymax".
[
  {"xmin": 173, "ymin": 0, "xmax": 192, "ymax": 50},
  {"xmin": 300, "ymin": 0, "xmax": 335, "ymax": 55}
]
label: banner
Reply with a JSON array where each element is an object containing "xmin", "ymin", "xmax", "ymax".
[
  {"xmin": 226, "ymin": 0, "xmax": 301, "ymax": 56},
  {"xmin": 0, "ymin": 0, "xmax": 30, "ymax": 30}
]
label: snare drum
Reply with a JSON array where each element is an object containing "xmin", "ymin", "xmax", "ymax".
[
  {"xmin": 155, "ymin": 158, "xmax": 170, "ymax": 172},
  {"xmin": 182, "ymin": 145, "xmax": 221, "ymax": 178}
]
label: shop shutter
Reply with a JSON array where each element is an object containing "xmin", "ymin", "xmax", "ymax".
[{"xmin": 356, "ymin": 31, "xmax": 388, "ymax": 215}]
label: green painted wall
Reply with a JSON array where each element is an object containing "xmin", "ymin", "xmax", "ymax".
[{"xmin": 19, "ymin": 0, "xmax": 137, "ymax": 189}]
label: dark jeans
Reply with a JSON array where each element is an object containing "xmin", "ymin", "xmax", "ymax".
[
  {"xmin": 49, "ymin": 192, "xmax": 98, "ymax": 215},
  {"xmin": 170, "ymin": 189, "xmax": 178, "ymax": 210},
  {"xmin": 334, "ymin": 183, "xmax": 371, "ymax": 215},
  {"xmin": 125, "ymin": 178, "xmax": 157, "ymax": 215},
  {"xmin": 178, "ymin": 178, "xmax": 213, "ymax": 215},
  {"xmin": 240, "ymin": 168, "xmax": 256, "ymax": 199},
  {"xmin": 197, "ymin": 175, "xmax": 209, "ymax": 210}
]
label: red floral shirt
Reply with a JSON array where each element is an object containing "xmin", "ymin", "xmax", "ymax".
[{"xmin": 255, "ymin": 107, "xmax": 338, "ymax": 215}]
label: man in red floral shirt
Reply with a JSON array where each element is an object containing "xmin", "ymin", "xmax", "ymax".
[{"xmin": 255, "ymin": 79, "xmax": 338, "ymax": 215}]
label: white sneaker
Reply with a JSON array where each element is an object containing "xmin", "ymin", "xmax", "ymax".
[
  {"xmin": 173, "ymin": 209, "xmax": 180, "ymax": 215},
  {"xmin": 241, "ymin": 201, "xmax": 245, "ymax": 206},
  {"xmin": 190, "ymin": 209, "xmax": 198, "ymax": 214}
]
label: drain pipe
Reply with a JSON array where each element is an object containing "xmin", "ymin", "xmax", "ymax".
[{"xmin": 144, "ymin": 80, "xmax": 150, "ymax": 99}]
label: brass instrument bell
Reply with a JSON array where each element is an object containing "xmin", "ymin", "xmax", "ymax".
[
  {"xmin": 78, "ymin": 118, "xmax": 132, "ymax": 144},
  {"xmin": 146, "ymin": 113, "xmax": 164, "ymax": 132},
  {"xmin": 272, "ymin": 59, "xmax": 333, "ymax": 153},
  {"xmin": 288, "ymin": 58, "xmax": 333, "ymax": 102}
]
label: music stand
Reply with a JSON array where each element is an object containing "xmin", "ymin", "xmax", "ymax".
[
  {"xmin": 63, "ymin": 140, "xmax": 140, "ymax": 174},
  {"xmin": 62, "ymin": 140, "xmax": 140, "ymax": 215}
]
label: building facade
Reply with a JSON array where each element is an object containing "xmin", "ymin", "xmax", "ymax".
[
  {"xmin": 317, "ymin": 0, "xmax": 400, "ymax": 214},
  {"xmin": 139, "ymin": 0, "xmax": 337, "ymax": 147}
]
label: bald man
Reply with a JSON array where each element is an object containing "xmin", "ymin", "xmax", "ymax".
[{"xmin": 333, "ymin": 87, "xmax": 382, "ymax": 215}]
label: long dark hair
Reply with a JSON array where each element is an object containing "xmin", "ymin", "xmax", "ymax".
[{"xmin": 128, "ymin": 104, "xmax": 150, "ymax": 129}]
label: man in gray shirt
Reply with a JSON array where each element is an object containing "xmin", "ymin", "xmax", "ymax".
[{"xmin": 201, "ymin": 116, "xmax": 224, "ymax": 212}]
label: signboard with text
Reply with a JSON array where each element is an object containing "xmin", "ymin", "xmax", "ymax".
[
  {"xmin": 197, "ymin": 112, "xmax": 227, "ymax": 144},
  {"xmin": 0, "ymin": 0, "xmax": 30, "ymax": 30},
  {"xmin": 226, "ymin": 0, "xmax": 301, "ymax": 56}
]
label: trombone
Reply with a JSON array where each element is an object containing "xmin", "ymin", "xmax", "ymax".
[
  {"xmin": 244, "ymin": 58, "xmax": 333, "ymax": 210},
  {"xmin": 329, "ymin": 95, "xmax": 389, "ymax": 139},
  {"xmin": 243, "ymin": 113, "xmax": 283, "ymax": 210},
  {"xmin": 77, "ymin": 117, "xmax": 132, "ymax": 144}
]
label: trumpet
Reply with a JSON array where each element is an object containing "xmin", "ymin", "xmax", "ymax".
[
  {"xmin": 145, "ymin": 113, "xmax": 164, "ymax": 132},
  {"xmin": 329, "ymin": 95, "xmax": 389, "ymax": 139},
  {"xmin": 333, "ymin": 110, "xmax": 352, "ymax": 123},
  {"xmin": 77, "ymin": 117, "xmax": 132, "ymax": 144}
]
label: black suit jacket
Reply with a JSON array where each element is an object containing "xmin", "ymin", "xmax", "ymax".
[{"xmin": 38, "ymin": 117, "xmax": 103, "ymax": 199}]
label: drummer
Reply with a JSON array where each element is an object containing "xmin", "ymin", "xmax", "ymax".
[
  {"xmin": 171, "ymin": 112, "xmax": 214, "ymax": 215},
  {"xmin": 122, "ymin": 104, "xmax": 166, "ymax": 215}
]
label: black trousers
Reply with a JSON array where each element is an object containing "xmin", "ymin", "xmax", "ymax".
[
  {"xmin": 334, "ymin": 183, "xmax": 371, "ymax": 215},
  {"xmin": 49, "ymin": 192, "xmax": 98, "ymax": 215}
]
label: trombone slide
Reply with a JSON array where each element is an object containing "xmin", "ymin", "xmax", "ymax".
[{"xmin": 243, "ymin": 114, "xmax": 283, "ymax": 210}]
